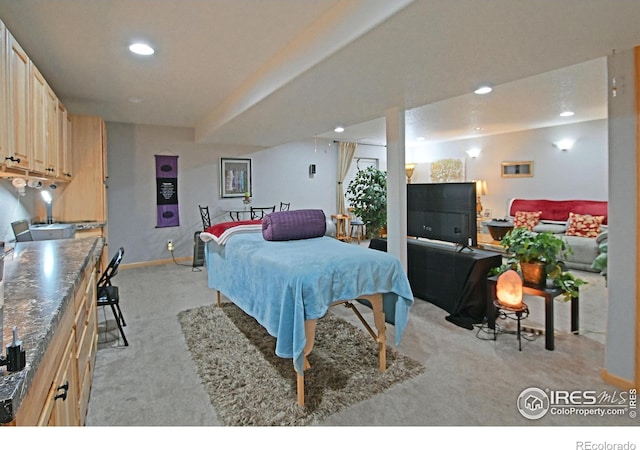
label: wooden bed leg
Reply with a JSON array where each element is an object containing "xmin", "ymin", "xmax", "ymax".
[
  {"xmin": 216, "ymin": 290, "xmax": 221, "ymax": 307},
  {"xmin": 297, "ymin": 372, "xmax": 305, "ymax": 407}
]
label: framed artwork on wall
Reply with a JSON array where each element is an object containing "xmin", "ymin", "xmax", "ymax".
[
  {"xmin": 220, "ymin": 158, "xmax": 252, "ymax": 198},
  {"xmin": 429, "ymin": 157, "xmax": 465, "ymax": 182},
  {"xmin": 501, "ymin": 161, "xmax": 533, "ymax": 178}
]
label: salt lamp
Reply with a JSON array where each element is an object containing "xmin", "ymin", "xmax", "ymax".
[{"xmin": 496, "ymin": 269, "xmax": 524, "ymax": 308}]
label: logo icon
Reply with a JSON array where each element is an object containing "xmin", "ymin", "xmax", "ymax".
[{"xmin": 517, "ymin": 387, "xmax": 550, "ymax": 419}]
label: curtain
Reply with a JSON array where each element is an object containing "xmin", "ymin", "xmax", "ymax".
[{"xmin": 336, "ymin": 141, "xmax": 357, "ymax": 214}]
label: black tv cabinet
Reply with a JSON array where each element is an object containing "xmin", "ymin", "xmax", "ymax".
[{"xmin": 369, "ymin": 238, "xmax": 502, "ymax": 329}]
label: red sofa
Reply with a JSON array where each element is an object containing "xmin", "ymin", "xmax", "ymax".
[{"xmin": 507, "ymin": 198, "xmax": 608, "ymax": 272}]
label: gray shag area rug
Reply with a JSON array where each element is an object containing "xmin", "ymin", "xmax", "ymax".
[{"xmin": 178, "ymin": 302, "xmax": 425, "ymax": 426}]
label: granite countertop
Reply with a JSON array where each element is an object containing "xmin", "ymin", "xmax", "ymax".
[
  {"xmin": 0, "ymin": 237, "xmax": 104, "ymax": 424},
  {"xmin": 72, "ymin": 221, "xmax": 106, "ymax": 230},
  {"xmin": 30, "ymin": 221, "xmax": 106, "ymax": 231}
]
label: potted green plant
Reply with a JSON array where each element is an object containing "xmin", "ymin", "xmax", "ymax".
[
  {"xmin": 346, "ymin": 166, "xmax": 387, "ymax": 238},
  {"xmin": 490, "ymin": 227, "xmax": 586, "ymax": 301},
  {"xmin": 591, "ymin": 240, "xmax": 608, "ymax": 284}
]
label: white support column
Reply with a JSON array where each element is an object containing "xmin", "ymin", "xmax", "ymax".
[{"xmin": 385, "ymin": 107, "xmax": 407, "ymax": 271}]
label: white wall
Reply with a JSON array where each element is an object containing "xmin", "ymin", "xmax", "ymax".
[
  {"xmin": 105, "ymin": 124, "xmax": 342, "ymax": 264},
  {"xmin": 0, "ymin": 179, "xmax": 37, "ymax": 244},
  {"xmin": 248, "ymin": 138, "xmax": 337, "ymax": 214},
  {"xmin": 407, "ymin": 119, "xmax": 608, "ymax": 218},
  {"xmin": 105, "ymin": 122, "xmax": 260, "ymax": 264},
  {"xmin": 605, "ymin": 48, "xmax": 636, "ymax": 383}
]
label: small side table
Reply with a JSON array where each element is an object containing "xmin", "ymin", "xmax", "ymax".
[
  {"xmin": 486, "ymin": 276, "xmax": 579, "ymax": 350},
  {"xmin": 331, "ymin": 214, "xmax": 350, "ymax": 242}
]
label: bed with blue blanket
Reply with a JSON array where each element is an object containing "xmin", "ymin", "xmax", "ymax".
[{"xmin": 200, "ymin": 214, "xmax": 414, "ymax": 406}]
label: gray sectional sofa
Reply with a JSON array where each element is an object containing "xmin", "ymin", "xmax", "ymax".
[{"xmin": 507, "ymin": 198, "xmax": 608, "ymax": 272}]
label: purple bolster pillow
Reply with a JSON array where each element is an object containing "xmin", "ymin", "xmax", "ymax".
[{"xmin": 262, "ymin": 209, "xmax": 327, "ymax": 241}]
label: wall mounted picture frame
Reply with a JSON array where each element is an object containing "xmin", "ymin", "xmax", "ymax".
[
  {"xmin": 501, "ymin": 161, "xmax": 533, "ymax": 178},
  {"xmin": 220, "ymin": 158, "xmax": 252, "ymax": 198},
  {"xmin": 429, "ymin": 157, "xmax": 466, "ymax": 182}
]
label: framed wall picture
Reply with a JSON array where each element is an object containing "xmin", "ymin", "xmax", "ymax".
[
  {"xmin": 220, "ymin": 158, "xmax": 252, "ymax": 198},
  {"xmin": 429, "ymin": 157, "xmax": 466, "ymax": 182},
  {"xmin": 501, "ymin": 161, "xmax": 533, "ymax": 178}
]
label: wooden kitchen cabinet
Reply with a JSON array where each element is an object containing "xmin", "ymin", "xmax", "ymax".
[
  {"xmin": 0, "ymin": 21, "xmax": 7, "ymax": 162},
  {"xmin": 2, "ymin": 21, "xmax": 69, "ymax": 180},
  {"xmin": 57, "ymin": 115, "xmax": 109, "ymax": 267},
  {"xmin": 12, "ymin": 251, "xmax": 100, "ymax": 426},
  {"xmin": 38, "ymin": 330, "xmax": 79, "ymax": 426},
  {"xmin": 58, "ymin": 102, "xmax": 72, "ymax": 180},
  {"xmin": 30, "ymin": 62, "xmax": 48, "ymax": 174},
  {"xmin": 6, "ymin": 30, "xmax": 31, "ymax": 171}
]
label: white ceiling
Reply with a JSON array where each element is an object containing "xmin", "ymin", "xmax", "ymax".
[{"xmin": 1, "ymin": 0, "xmax": 638, "ymax": 149}]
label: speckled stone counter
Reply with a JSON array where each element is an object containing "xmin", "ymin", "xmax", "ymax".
[
  {"xmin": 0, "ymin": 237, "xmax": 104, "ymax": 424},
  {"xmin": 71, "ymin": 221, "xmax": 106, "ymax": 231}
]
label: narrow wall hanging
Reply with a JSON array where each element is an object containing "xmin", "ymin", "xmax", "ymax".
[{"xmin": 155, "ymin": 154, "xmax": 180, "ymax": 227}]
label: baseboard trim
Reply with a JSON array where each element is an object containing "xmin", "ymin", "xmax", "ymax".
[
  {"xmin": 601, "ymin": 368, "xmax": 637, "ymax": 390},
  {"xmin": 120, "ymin": 256, "xmax": 192, "ymax": 269}
]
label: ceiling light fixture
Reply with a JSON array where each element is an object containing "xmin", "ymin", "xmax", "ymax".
[
  {"xmin": 559, "ymin": 111, "xmax": 575, "ymax": 117},
  {"xmin": 334, "ymin": 126, "xmax": 345, "ymax": 133},
  {"xmin": 474, "ymin": 85, "xmax": 492, "ymax": 95},
  {"xmin": 129, "ymin": 42, "xmax": 155, "ymax": 56}
]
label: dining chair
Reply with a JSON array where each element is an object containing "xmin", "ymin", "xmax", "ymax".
[
  {"xmin": 199, "ymin": 205, "xmax": 211, "ymax": 230},
  {"xmin": 250, "ymin": 206, "xmax": 275, "ymax": 219},
  {"xmin": 279, "ymin": 202, "xmax": 290, "ymax": 211}
]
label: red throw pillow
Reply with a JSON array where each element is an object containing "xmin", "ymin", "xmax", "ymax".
[
  {"xmin": 513, "ymin": 211, "xmax": 541, "ymax": 230},
  {"xmin": 566, "ymin": 212, "xmax": 604, "ymax": 238}
]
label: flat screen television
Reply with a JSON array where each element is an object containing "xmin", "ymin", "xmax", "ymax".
[{"xmin": 407, "ymin": 182, "xmax": 477, "ymax": 248}]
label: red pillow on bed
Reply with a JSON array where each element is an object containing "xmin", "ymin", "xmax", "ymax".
[{"xmin": 262, "ymin": 209, "xmax": 326, "ymax": 241}]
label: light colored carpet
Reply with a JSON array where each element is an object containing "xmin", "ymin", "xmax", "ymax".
[
  {"xmin": 177, "ymin": 302, "xmax": 424, "ymax": 426},
  {"xmin": 84, "ymin": 255, "xmax": 637, "ymax": 427}
]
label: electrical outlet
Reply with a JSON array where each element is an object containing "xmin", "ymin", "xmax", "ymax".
[{"xmin": 167, "ymin": 240, "xmax": 174, "ymax": 252}]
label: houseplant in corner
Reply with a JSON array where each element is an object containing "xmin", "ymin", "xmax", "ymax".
[
  {"xmin": 346, "ymin": 166, "xmax": 387, "ymax": 238},
  {"xmin": 491, "ymin": 227, "xmax": 587, "ymax": 301}
]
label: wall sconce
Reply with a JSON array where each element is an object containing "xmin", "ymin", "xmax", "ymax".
[
  {"xmin": 466, "ymin": 147, "xmax": 481, "ymax": 159},
  {"xmin": 553, "ymin": 139, "xmax": 574, "ymax": 151},
  {"xmin": 405, "ymin": 163, "xmax": 416, "ymax": 183},
  {"xmin": 474, "ymin": 180, "xmax": 487, "ymax": 217}
]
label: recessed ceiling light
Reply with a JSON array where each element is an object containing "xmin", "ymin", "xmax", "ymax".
[
  {"xmin": 560, "ymin": 111, "xmax": 575, "ymax": 117},
  {"xmin": 129, "ymin": 42, "xmax": 155, "ymax": 56},
  {"xmin": 127, "ymin": 96, "xmax": 143, "ymax": 103},
  {"xmin": 334, "ymin": 126, "xmax": 345, "ymax": 133},
  {"xmin": 474, "ymin": 85, "xmax": 492, "ymax": 95}
]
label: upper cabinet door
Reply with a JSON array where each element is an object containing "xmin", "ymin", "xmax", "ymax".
[
  {"xmin": 0, "ymin": 21, "xmax": 8, "ymax": 163},
  {"xmin": 7, "ymin": 31, "xmax": 31, "ymax": 170},
  {"xmin": 58, "ymin": 102, "xmax": 72, "ymax": 179},
  {"xmin": 30, "ymin": 62, "xmax": 48, "ymax": 173}
]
